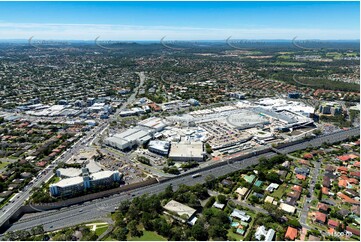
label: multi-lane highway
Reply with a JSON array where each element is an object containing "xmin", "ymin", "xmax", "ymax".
[
  {"xmin": 0, "ymin": 121, "xmax": 109, "ymax": 230},
  {"xmin": 1, "ymin": 127, "xmax": 358, "ymax": 235},
  {"xmin": 0, "ymin": 72, "xmax": 145, "ymax": 230}
]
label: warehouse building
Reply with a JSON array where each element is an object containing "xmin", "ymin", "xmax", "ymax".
[
  {"xmin": 104, "ymin": 127, "xmax": 152, "ymax": 150},
  {"xmin": 168, "ymin": 141, "xmax": 205, "ymax": 162},
  {"xmin": 104, "ymin": 117, "xmax": 167, "ymax": 151}
]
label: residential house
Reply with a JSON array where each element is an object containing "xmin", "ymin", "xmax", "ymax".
[
  {"xmin": 315, "ymin": 211, "xmax": 327, "ymax": 224},
  {"xmin": 337, "ymin": 208, "xmax": 350, "ymax": 217},
  {"xmin": 351, "ymin": 205, "xmax": 360, "ymax": 216},
  {"xmin": 318, "ymin": 203, "xmax": 329, "ymax": 213},
  {"xmin": 230, "ymin": 209, "xmax": 251, "ymax": 222},
  {"xmin": 213, "ymin": 201, "xmax": 225, "ymax": 210},
  {"xmin": 323, "ymin": 177, "xmax": 331, "ymax": 188},
  {"xmin": 254, "ymin": 225, "xmax": 276, "ymax": 241},
  {"xmin": 265, "ymin": 183, "xmax": 279, "ymax": 192},
  {"xmin": 295, "ymin": 167, "xmax": 310, "ymax": 176},
  {"xmin": 328, "ymin": 219, "xmax": 340, "ymax": 228},
  {"xmin": 285, "ymin": 226, "xmax": 298, "ymax": 240}
]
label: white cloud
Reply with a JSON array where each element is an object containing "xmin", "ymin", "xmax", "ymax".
[{"xmin": 0, "ymin": 22, "xmax": 358, "ymax": 40}]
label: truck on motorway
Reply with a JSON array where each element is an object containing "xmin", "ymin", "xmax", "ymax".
[{"xmin": 192, "ymin": 173, "xmax": 202, "ymax": 178}]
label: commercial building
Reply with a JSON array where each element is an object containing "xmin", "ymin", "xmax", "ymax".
[
  {"xmin": 319, "ymin": 102, "xmax": 342, "ymax": 116},
  {"xmin": 50, "ymin": 168, "xmax": 121, "ymax": 197},
  {"xmin": 138, "ymin": 117, "xmax": 167, "ymax": 132},
  {"xmin": 104, "ymin": 117, "xmax": 167, "ymax": 151},
  {"xmin": 288, "ymin": 92, "xmax": 301, "ymax": 99},
  {"xmin": 104, "ymin": 127, "xmax": 152, "ymax": 150},
  {"xmin": 56, "ymin": 168, "xmax": 81, "ymax": 178},
  {"xmin": 148, "ymin": 140, "xmax": 170, "ymax": 155},
  {"xmin": 168, "ymin": 141, "xmax": 205, "ymax": 161}
]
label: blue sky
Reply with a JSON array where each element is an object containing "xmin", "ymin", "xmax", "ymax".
[{"xmin": 0, "ymin": 1, "xmax": 359, "ymax": 40}]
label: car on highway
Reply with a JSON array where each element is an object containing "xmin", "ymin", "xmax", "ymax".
[{"xmin": 192, "ymin": 173, "xmax": 201, "ymax": 178}]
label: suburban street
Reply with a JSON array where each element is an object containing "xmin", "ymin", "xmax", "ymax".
[{"xmin": 299, "ymin": 158, "xmax": 321, "ymax": 229}]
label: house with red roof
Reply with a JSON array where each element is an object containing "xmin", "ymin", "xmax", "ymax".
[
  {"xmin": 350, "ymin": 171, "xmax": 360, "ymax": 179},
  {"xmin": 291, "ymin": 185, "xmax": 302, "ymax": 193},
  {"xmin": 337, "ymin": 166, "xmax": 348, "ymax": 174},
  {"xmin": 303, "ymin": 153, "xmax": 313, "ymax": 160},
  {"xmin": 315, "ymin": 211, "xmax": 327, "ymax": 224},
  {"xmin": 318, "ymin": 203, "xmax": 329, "ymax": 213},
  {"xmin": 36, "ymin": 161, "xmax": 47, "ymax": 167},
  {"xmin": 337, "ymin": 192, "xmax": 359, "ymax": 205},
  {"xmin": 296, "ymin": 174, "xmax": 306, "ymax": 180},
  {"xmin": 328, "ymin": 219, "xmax": 340, "ymax": 228},
  {"xmin": 285, "ymin": 226, "xmax": 298, "ymax": 240},
  {"xmin": 338, "ymin": 155, "xmax": 352, "ymax": 162},
  {"xmin": 338, "ymin": 179, "xmax": 348, "ymax": 188},
  {"xmin": 299, "ymin": 159, "xmax": 311, "ymax": 166},
  {"xmin": 322, "ymin": 187, "xmax": 329, "ymax": 195}
]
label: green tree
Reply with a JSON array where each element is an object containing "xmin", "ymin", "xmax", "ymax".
[
  {"xmin": 113, "ymin": 227, "xmax": 128, "ymax": 241},
  {"xmin": 217, "ymin": 194, "xmax": 227, "ymax": 204},
  {"xmin": 128, "ymin": 220, "xmax": 142, "ymax": 237},
  {"xmin": 191, "ymin": 223, "xmax": 208, "ymax": 241}
]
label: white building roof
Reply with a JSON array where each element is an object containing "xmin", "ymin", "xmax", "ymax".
[
  {"xmin": 213, "ymin": 201, "xmax": 225, "ymax": 210},
  {"xmin": 52, "ymin": 176, "xmax": 83, "ymax": 188},
  {"xmin": 255, "ymin": 226, "xmax": 276, "ymax": 241},
  {"xmin": 57, "ymin": 168, "xmax": 81, "ymax": 178},
  {"xmin": 236, "ymin": 187, "xmax": 249, "ymax": 196},
  {"xmin": 279, "ymin": 203, "xmax": 296, "ymax": 213},
  {"xmin": 148, "ymin": 140, "xmax": 170, "ymax": 152},
  {"xmin": 163, "ymin": 200, "xmax": 196, "ymax": 218},
  {"xmin": 230, "ymin": 209, "xmax": 251, "ymax": 222},
  {"xmin": 138, "ymin": 117, "xmax": 167, "ymax": 131},
  {"xmin": 169, "ymin": 142, "xmax": 204, "ymax": 160},
  {"xmin": 86, "ymin": 160, "xmax": 102, "ymax": 173},
  {"xmin": 266, "ymin": 183, "xmax": 279, "ymax": 192},
  {"xmin": 264, "ymin": 196, "xmax": 274, "ymax": 203},
  {"xmin": 91, "ymin": 171, "xmax": 117, "ymax": 181}
]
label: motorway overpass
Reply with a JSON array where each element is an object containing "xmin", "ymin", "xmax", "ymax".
[{"xmin": 0, "ymin": 127, "xmax": 359, "ymax": 235}]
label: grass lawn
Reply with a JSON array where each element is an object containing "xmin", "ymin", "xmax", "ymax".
[
  {"xmin": 95, "ymin": 225, "xmax": 109, "ymax": 236},
  {"xmin": 227, "ymin": 229, "xmax": 244, "ymax": 241},
  {"xmin": 129, "ymin": 231, "xmax": 166, "ymax": 241},
  {"xmin": 273, "ymin": 184, "xmax": 287, "ymax": 199},
  {"xmin": 0, "ymin": 161, "xmax": 10, "ymax": 169}
]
